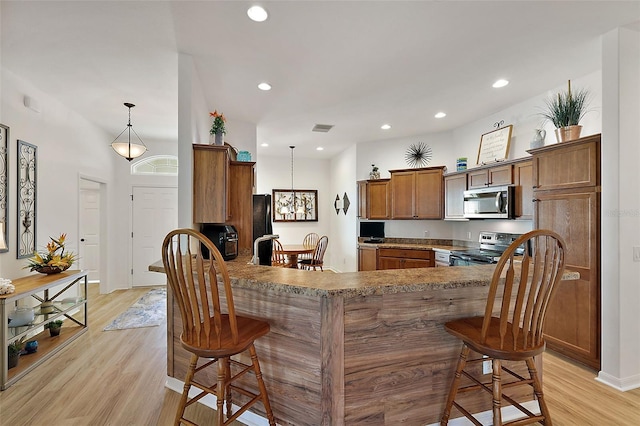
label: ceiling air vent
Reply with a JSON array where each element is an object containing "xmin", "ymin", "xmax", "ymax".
[{"xmin": 312, "ymin": 124, "xmax": 334, "ymax": 133}]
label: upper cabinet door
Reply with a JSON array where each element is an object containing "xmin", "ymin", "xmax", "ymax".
[
  {"xmin": 390, "ymin": 171, "xmax": 415, "ymax": 219},
  {"xmin": 415, "ymin": 168, "xmax": 443, "ymax": 219},
  {"xmin": 531, "ymin": 135, "xmax": 600, "ymax": 192},
  {"xmin": 193, "ymin": 145, "xmax": 229, "ymax": 223},
  {"xmin": 368, "ymin": 180, "xmax": 391, "ymax": 219}
]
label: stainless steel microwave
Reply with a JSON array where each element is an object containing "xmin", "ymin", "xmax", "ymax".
[{"xmin": 463, "ymin": 185, "xmax": 515, "ymax": 219}]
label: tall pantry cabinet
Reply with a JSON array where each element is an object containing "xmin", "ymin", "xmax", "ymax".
[{"xmin": 530, "ymin": 134, "xmax": 601, "ymax": 369}]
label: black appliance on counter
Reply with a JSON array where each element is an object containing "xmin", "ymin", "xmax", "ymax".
[
  {"xmin": 360, "ymin": 221, "xmax": 385, "ymax": 243},
  {"xmin": 449, "ymin": 231, "xmax": 522, "ymax": 266},
  {"xmin": 253, "ymin": 194, "xmax": 273, "ymax": 265},
  {"xmin": 201, "ymin": 224, "xmax": 239, "ymax": 261}
]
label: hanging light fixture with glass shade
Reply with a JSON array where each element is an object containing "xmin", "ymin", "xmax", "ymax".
[{"xmin": 111, "ymin": 102, "xmax": 147, "ymax": 161}]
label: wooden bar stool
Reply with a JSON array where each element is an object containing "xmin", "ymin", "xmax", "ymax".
[
  {"xmin": 162, "ymin": 229, "xmax": 276, "ymax": 426},
  {"xmin": 441, "ymin": 229, "xmax": 566, "ymax": 426}
]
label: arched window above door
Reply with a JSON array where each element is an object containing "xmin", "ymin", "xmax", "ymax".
[{"xmin": 131, "ymin": 155, "xmax": 178, "ymax": 175}]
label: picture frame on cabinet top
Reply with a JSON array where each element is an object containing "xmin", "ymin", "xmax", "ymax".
[{"xmin": 477, "ymin": 124, "xmax": 512, "ymax": 165}]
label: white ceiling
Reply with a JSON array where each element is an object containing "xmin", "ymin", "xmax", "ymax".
[{"xmin": 2, "ymin": 1, "xmax": 639, "ymax": 159}]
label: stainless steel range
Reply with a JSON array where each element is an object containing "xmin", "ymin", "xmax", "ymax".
[{"xmin": 449, "ymin": 231, "xmax": 522, "ymax": 266}]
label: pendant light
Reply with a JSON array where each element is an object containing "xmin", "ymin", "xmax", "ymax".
[
  {"xmin": 111, "ymin": 102, "xmax": 147, "ymax": 161},
  {"xmin": 280, "ymin": 145, "xmax": 298, "ymax": 216}
]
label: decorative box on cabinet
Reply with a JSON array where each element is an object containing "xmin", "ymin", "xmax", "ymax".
[
  {"xmin": 1, "ymin": 270, "xmax": 88, "ymax": 390},
  {"xmin": 357, "ymin": 179, "xmax": 390, "ymax": 219},
  {"xmin": 530, "ymin": 134, "xmax": 601, "ymax": 369},
  {"xmin": 377, "ymin": 248, "xmax": 434, "ymax": 270},
  {"xmin": 390, "ymin": 167, "xmax": 445, "ymax": 219}
]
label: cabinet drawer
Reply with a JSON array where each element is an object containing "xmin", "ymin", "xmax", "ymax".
[{"xmin": 378, "ymin": 248, "xmax": 433, "ymax": 260}]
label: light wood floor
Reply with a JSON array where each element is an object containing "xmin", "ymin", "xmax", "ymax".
[{"xmin": 1, "ymin": 284, "xmax": 638, "ymax": 425}]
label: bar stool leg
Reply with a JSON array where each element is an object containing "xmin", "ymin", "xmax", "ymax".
[
  {"xmin": 216, "ymin": 358, "xmax": 227, "ymax": 426},
  {"xmin": 492, "ymin": 358, "xmax": 503, "ymax": 426},
  {"xmin": 176, "ymin": 354, "xmax": 198, "ymax": 426},
  {"xmin": 441, "ymin": 345, "xmax": 470, "ymax": 425},
  {"xmin": 249, "ymin": 344, "xmax": 276, "ymax": 426},
  {"xmin": 527, "ymin": 357, "xmax": 552, "ymax": 425}
]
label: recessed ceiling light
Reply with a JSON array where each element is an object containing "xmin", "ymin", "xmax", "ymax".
[
  {"xmin": 258, "ymin": 82, "xmax": 271, "ymax": 91},
  {"xmin": 316, "ymin": 147, "xmax": 324, "ymax": 151},
  {"xmin": 434, "ymin": 112, "xmax": 446, "ymax": 118},
  {"xmin": 247, "ymin": 6, "xmax": 268, "ymax": 22},
  {"xmin": 261, "ymin": 143, "xmax": 269, "ymax": 147},
  {"xmin": 493, "ymin": 79, "xmax": 509, "ymax": 88},
  {"xmin": 381, "ymin": 124, "xmax": 392, "ymax": 130}
]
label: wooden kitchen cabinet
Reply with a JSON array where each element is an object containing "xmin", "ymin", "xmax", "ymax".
[
  {"xmin": 513, "ymin": 160, "xmax": 533, "ymax": 219},
  {"xmin": 530, "ymin": 134, "xmax": 601, "ymax": 369},
  {"xmin": 193, "ymin": 144, "xmax": 255, "ymax": 250},
  {"xmin": 467, "ymin": 164, "xmax": 512, "ymax": 189},
  {"xmin": 444, "ymin": 172, "xmax": 467, "ymax": 220},
  {"xmin": 390, "ymin": 167, "xmax": 445, "ymax": 219},
  {"xmin": 357, "ymin": 179, "xmax": 390, "ymax": 219},
  {"xmin": 377, "ymin": 248, "xmax": 434, "ymax": 270},
  {"xmin": 357, "ymin": 246, "xmax": 378, "ymax": 271},
  {"xmin": 228, "ymin": 161, "xmax": 256, "ymax": 250},
  {"xmin": 193, "ymin": 144, "xmax": 229, "ymax": 223}
]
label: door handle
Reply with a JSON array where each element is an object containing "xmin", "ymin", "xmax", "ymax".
[{"xmin": 80, "ymin": 238, "xmax": 85, "ymax": 242}]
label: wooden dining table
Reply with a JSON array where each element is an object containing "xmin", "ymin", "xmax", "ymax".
[{"xmin": 280, "ymin": 244, "xmax": 314, "ymax": 268}]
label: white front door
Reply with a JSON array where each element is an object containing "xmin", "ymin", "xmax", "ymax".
[
  {"xmin": 131, "ymin": 186, "xmax": 178, "ymax": 287},
  {"xmin": 79, "ymin": 186, "xmax": 101, "ymax": 282}
]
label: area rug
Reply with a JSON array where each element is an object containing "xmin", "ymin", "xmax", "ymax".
[{"xmin": 103, "ymin": 287, "xmax": 166, "ymax": 331}]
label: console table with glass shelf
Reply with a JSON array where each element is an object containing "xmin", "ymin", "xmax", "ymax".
[{"xmin": 1, "ymin": 270, "xmax": 88, "ymax": 390}]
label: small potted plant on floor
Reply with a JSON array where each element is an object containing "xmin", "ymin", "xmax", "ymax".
[
  {"xmin": 540, "ymin": 79, "xmax": 591, "ymax": 143},
  {"xmin": 8, "ymin": 338, "xmax": 25, "ymax": 369},
  {"xmin": 45, "ymin": 319, "xmax": 63, "ymax": 337}
]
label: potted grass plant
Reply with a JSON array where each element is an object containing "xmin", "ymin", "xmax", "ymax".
[
  {"xmin": 540, "ymin": 80, "xmax": 591, "ymax": 143},
  {"xmin": 45, "ymin": 319, "xmax": 63, "ymax": 337},
  {"xmin": 8, "ymin": 338, "xmax": 25, "ymax": 369}
]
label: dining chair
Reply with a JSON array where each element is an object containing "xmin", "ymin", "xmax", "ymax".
[
  {"xmin": 298, "ymin": 235, "xmax": 328, "ymax": 271},
  {"xmin": 162, "ymin": 228, "xmax": 276, "ymax": 426},
  {"xmin": 271, "ymin": 238, "xmax": 288, "ymax": 267},
  {"xmin": 300, "ymin": 232, "xmax": 320, "ymax": 260},
  {"xmin": 441, "ymin": 229, "xmax": 566, "ymax": 426}
]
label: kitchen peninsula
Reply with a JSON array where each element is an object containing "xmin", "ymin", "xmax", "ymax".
[{"xmin": 150, "ymin": 256, "xmax": 578, "ymax": 425}]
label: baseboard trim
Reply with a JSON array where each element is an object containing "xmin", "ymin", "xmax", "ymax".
[
  {"xmin": 425, "ymin": 400, "xmax": 541, "ymax": 426},
  {"xmin": 165, "ymin": 377, "xmax": 268, "ymax": 426},
  {"xmin": 168, "ymin": 376, "xmax": 540, "ymax": 426},
  {"xmin": 596, "ymin": 371, "xmax": 640, "ymax": 391}
]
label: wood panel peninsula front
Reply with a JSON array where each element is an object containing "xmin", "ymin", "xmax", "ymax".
[{"xmin": 150, "ymin": 258, "xmax": 578, "ymax": 425}]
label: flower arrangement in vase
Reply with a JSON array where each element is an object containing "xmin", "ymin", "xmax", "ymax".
[
  {"xmin": 209, "ymin": 110, "xmax": 227, "ymax": 145},
  {"xmin": 540, "ymin": 80, "xmax": 591, "ymax": 143},
  {"xmin": 25, "ymin": 233, "xmax": 77, "ymax": 274}
]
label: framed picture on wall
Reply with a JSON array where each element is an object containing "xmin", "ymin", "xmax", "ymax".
[
  {"xmin": 477, "ymin": 124, "xmax": 512, "ymax": 165},
  {"xmin": 0, "ymin": 124, "xmax": 8, "ymax": 252},
  {"xmin": 272, "ymin": 189, "xmax": 318, "ymax": 222},
  {"xmin": 17, "ymin": 140, "xmax": 37, "ymax": 259}
]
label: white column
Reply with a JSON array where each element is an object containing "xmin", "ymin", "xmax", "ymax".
[{"xmin": 599, "ymin": 26, "xmax": 640, "ymax": 391}]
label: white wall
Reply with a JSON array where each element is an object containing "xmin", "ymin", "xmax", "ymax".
[
  {"xmin": 329, "ymin": 145, "xmax": 358, "ymax": 272},
  {"xmin": 256, "ymin": 155, "xmax": 331, "ymax": 250},
  {"xmin": 0, "ymin": 69, "xmax": 116, "ymax": 284}
]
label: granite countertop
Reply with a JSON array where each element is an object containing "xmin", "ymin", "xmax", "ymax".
[
  {"xmin": 149, "ymin": 255, "xmax": 579, "ymax": 299},
  {"xmin": 357, "ymin": 237, "xmax": 471, "ymax": 252}
]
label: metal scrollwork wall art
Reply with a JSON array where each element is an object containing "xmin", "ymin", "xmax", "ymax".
[
  {"xmin": 17, "ymin": 140, "xmax": 37, "ymax": 259},
  {"xmin": 0, "ymin": 124, "xmax": 8, "ymax": 252}
]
